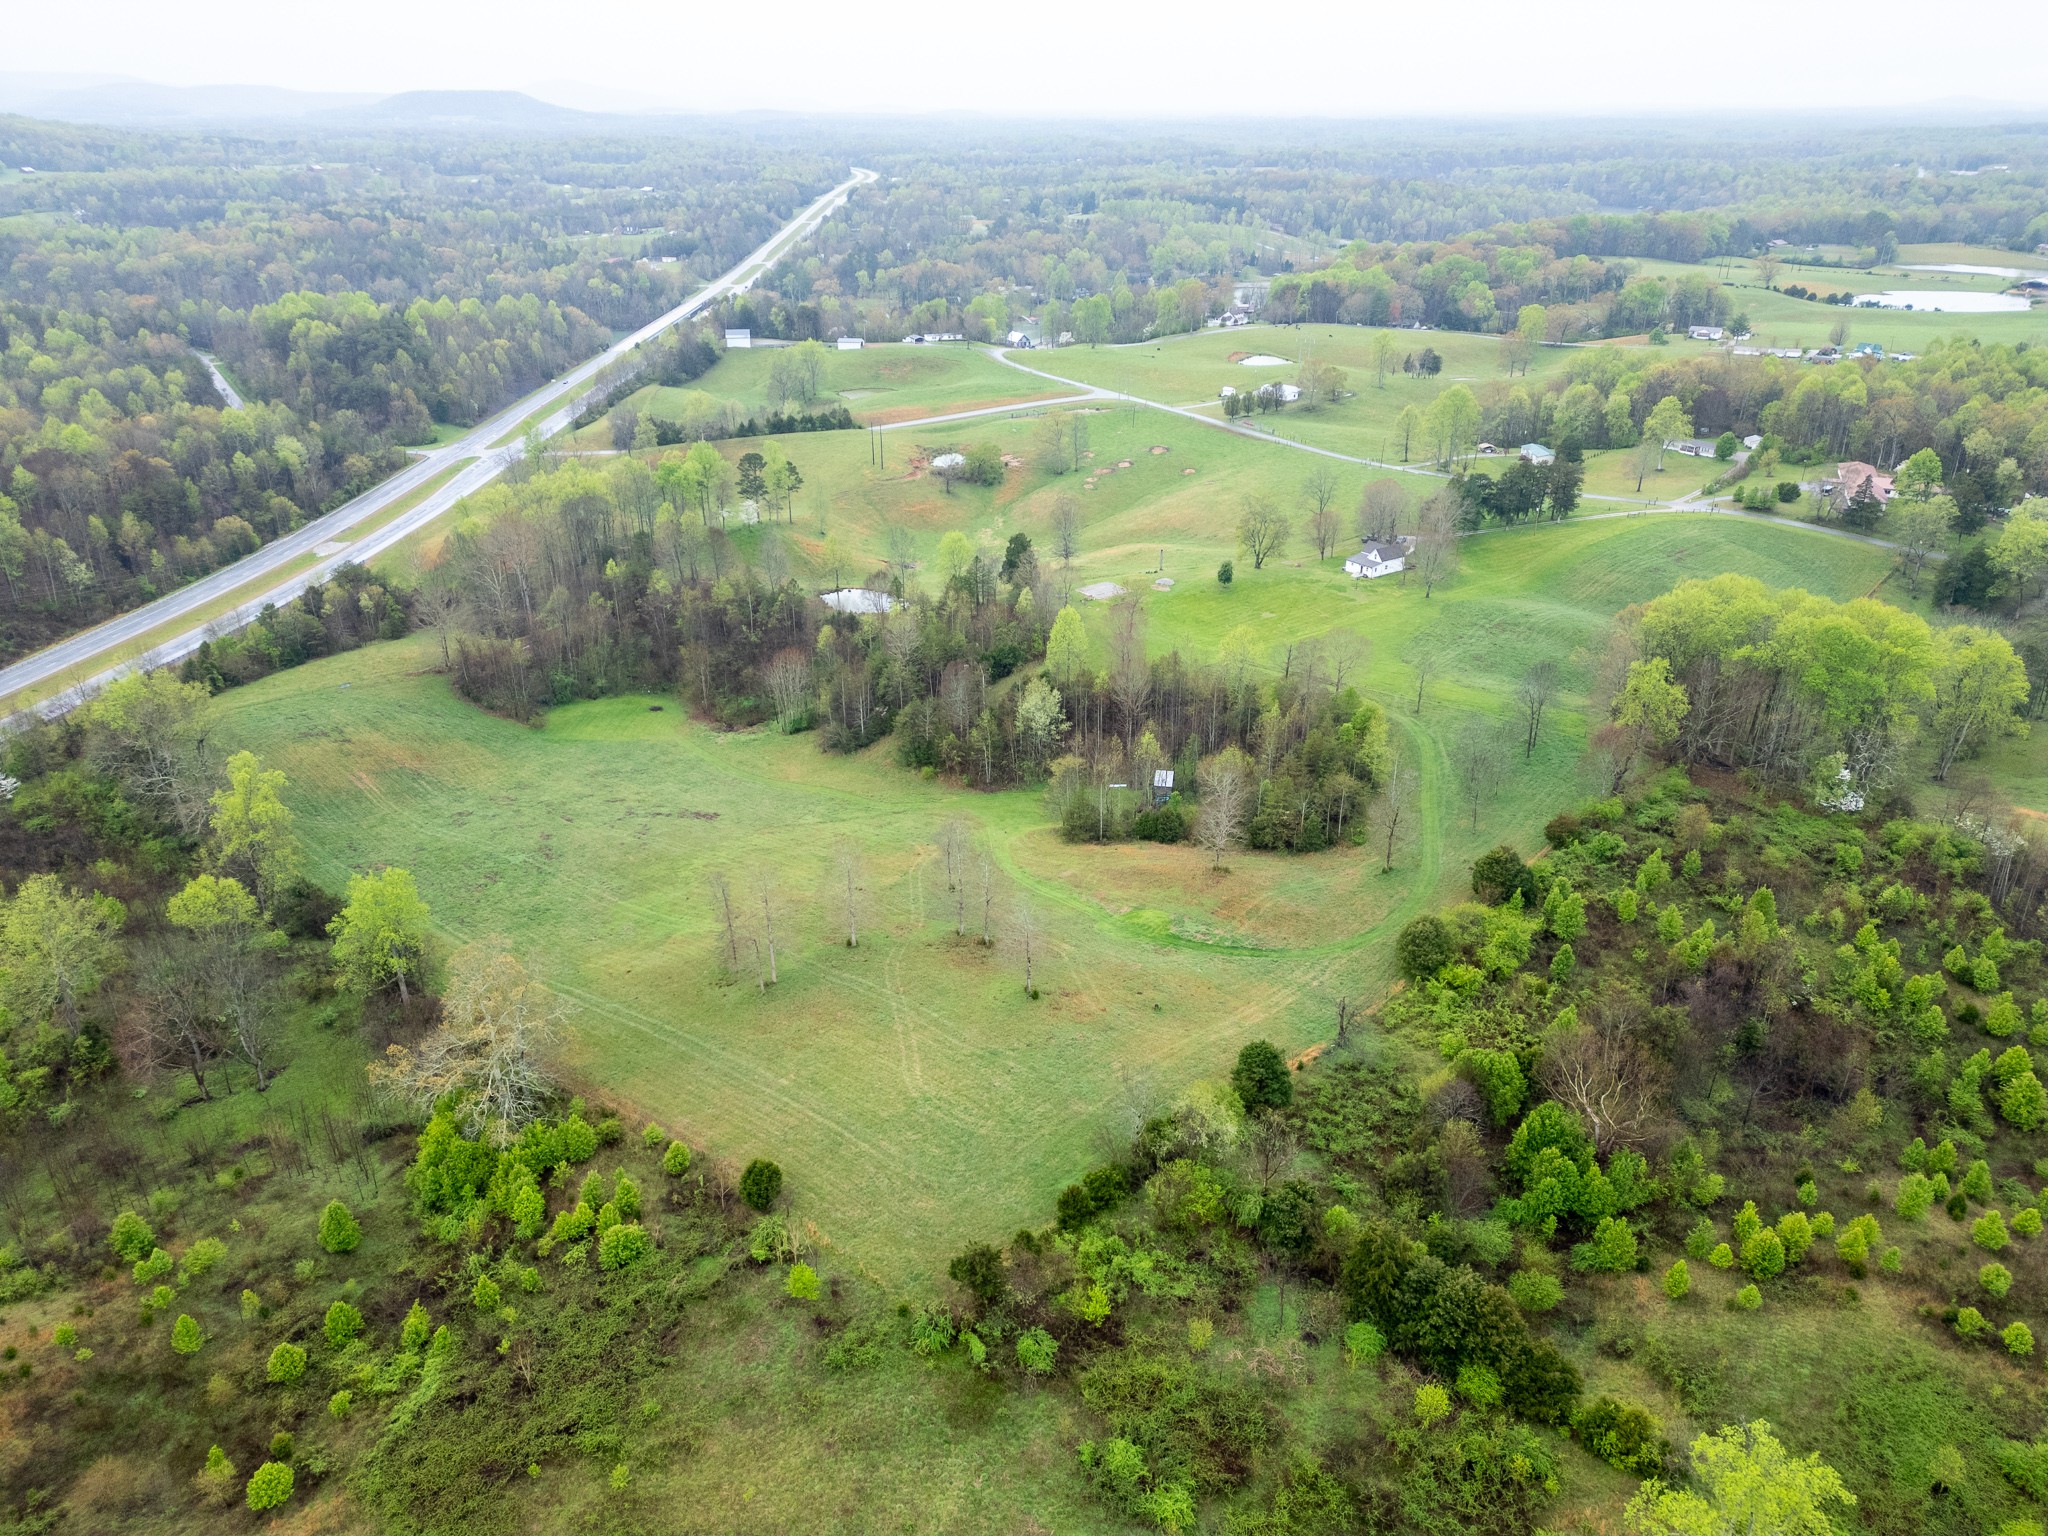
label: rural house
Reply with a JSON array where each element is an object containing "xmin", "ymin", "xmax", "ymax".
[
  {"xmin": 1151, "ymin": 769, "xmax": 1175, "ymax": 807},
  {"xmin": 1344, "ymin": 539, "xmax": 1408, "ymax": 579},
  {"xmin": 724, "ymin": 328, "xmax": 751, "ymax": 349},
  {"xmin": 1687, "ymin": 325, "xmax": 1725, "ymax": 341},
  {"xmin": 1519, "ymin": 443, "xmax": 1556, "ymax": 466},
  {"xmin": 836, "ymin": 336, "xmax": 865, "ymax": 350}
]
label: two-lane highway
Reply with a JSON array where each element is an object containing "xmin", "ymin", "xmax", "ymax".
[{"xmin": 0, "ymin": 166, "xmax": 876, "ymax": 722}]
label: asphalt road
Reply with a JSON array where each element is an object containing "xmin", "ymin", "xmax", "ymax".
[{"xmin": 1, "ymin": 166, "xmax": 876, "ymax": 722}]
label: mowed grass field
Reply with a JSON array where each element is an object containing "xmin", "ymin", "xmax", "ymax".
[
  {"xmin": 567, "ymin": 342, "xmax": 1070, "ymax": 448},
  {"xmin": 242, "ymin": 484, "xmax": 1903, "ymax": 1281}
]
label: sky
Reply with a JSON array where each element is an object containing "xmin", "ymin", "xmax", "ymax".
[{"xmin": 7, "ymin": 0, "xmax": 2047, "ymax": 119}]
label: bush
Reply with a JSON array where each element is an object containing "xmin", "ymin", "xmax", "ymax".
[
  {"xmin": 1573, "ymin": 1217, "xmax": 1639, "ymax": 1273},
  {"xmin": 1957, "ymin": 1306, "xmax": 1992, "ymax": 1340},
  {"xmin": 2016, "ymin": 1207, "xmax": 2043, "ymax": 1238},
  {"xmin": 1662, "ymin": 1260, "xmax": 1690, "ymax": 1300},
  {"xmin": 1456, "ymin": 1362, "xmax": 1503, "ymax": 1409},
  {"xmin": 1965, "ymin": 1160, "xmax": 1995, "ymax": 1203},
  {"xmin": 1471, "ymin": 846, "xmax": 1536, "ymax": 905},
  {"xmin": 171, "ymin": 1313, "xmax": 203, "ymax": 1355},
  {"xmin": 739, "ymin": 1159, "xmax": 783, "ymax": 1212},
  {"xmin": 1730, "ymin": 1284, "xmax": 1762, "ymax": 1311},
  {"xmin": 1976, "ymin": 1211, "xmax": 2012, "ymax": 1250},
  {"xmin": 2007, "ymin": 1322, "xmax": 2036, "ymax": 1358},
  {"xmin": 663, "ymin": 1140, "xmax": 692, "ymax": 1177},
  {"xmin": 1056, "ymin": 1183, "xmax": 1095, "ymax": 1231},
  {"xmin": 785, "ymin": 1262, "xmax": 821, "ymax": 1301},
  {"xmin": 323, "ymin": 1300, "xmax": 363, "ymax": 1348},
  {"xmin": 472, "ymin": 1274, "xmax": 501, "ymax": 1310},
  {"xmin": 133, "ymin": 1247, "xmax": 174, "ymax": 1285},
  {"xmin": 1396, "ymin": 914, "xmax": 1456, "ymax": 980},
  {"xmin": 1456, "ymin": 1047, "xmax": 1526, "ymax": 1125},
  {"xmin": 245, "ymin": 1461, "xmax": 294, "ymax": 1512},
  {"xmin": 948, "ymin": 1243, "xmax": 1008, "ymax": 1312},
  {"xmin": 1015, "ymin": 1327, "xmax": 1058, "ymax": 1374},
  {"xmin": 184, "ymin": 1237, "xmax": 227, "ymax": 1276},
  {"xmin": 318, "ymin": 1199, "xmax": 361, "ymax": 1254},
  {"xmin": 1231, "ymin": 1040, "xmax": 1294, "ymax": 1112},
  {"xmin": 329, "ymin": 1389, "xmax": 353, "ymax": 1418},
  {"xmin": 266, "ymin": 1343, "xmax": 307, "ymax": 1385},
  {"xmin": 1574, "ymin": 1395, "xmax": 1667, "ymax": 1475},
  {"xmin": 1413, "ymin": 1383, "xmax": 1452, "ymax": 1426},
  {"xmin": 1344, "ymin": 1320, "xmax": 1386, "ymax": 1367},
  {"xmin": 108, "ymin": 1210, "xmax": 154, "ymax": 1263},
  {"xmin": 598, "ymin": 1223, "xmax": 652, "ymax": 1271},
  {"xmin": 1982, "ymin": 1262, "xmax": 2014, "ymax": 1298},
  {"xmin": 1895, "ymin": 1173, "xmax": 1935, "ymax": 1220},
  {"xmin": 1508, "ymin": 1269, "xmax": 1564, "ymax": 1312}
]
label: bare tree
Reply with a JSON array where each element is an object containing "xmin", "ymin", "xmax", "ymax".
[
  {"xmin": 1517, "ymin": 660, "xmax": 1560, "ymax": 759},
  {"xmin": 1303, "ymin": 465, "xmax": 1342, "ymax": 559},
  {"xmin": 1379, "ymin": 756, "xmax": 1414, "ymax": 872},
  {"xmin": 979, "ymin": 850, "xmax": 995, "ymax": 946},
  {"xmin": 836, "ymin": 843, "xmax": 862, "ymax": 948},
  {"xmin": 765, "ymin": 648, "xmax": 813, "ymax": 734},
  {"xmin": 1334, "ymin": 995, "xmax": 1357, "ymax": 1050},
  {"xmin": 883, "ymin": 522, "xmax": 918, "ymax": 581},
  {"xmin": 1410, "ymin": 490, "xmax": 1459, "ymax": 597},
  {"xmin": 369, "ymin": 943, "xmax": 560, "ymax": 1143},
  {"xmin": 759, "ymin": 887, "xmax": 779, "ymax": 985},
  {"xmin": 937, "ymin": 818, "xmax": 971, "ymax": 936},
  {"xmin": 708, "ymin": 871, "xmax": 741, "ymax": 970},
  {"xmin": 135, "ymin": 939, "xmax": 226, "ymax": 1100},
  {"xmin": 1539, "ymin": 1017, "xmax": 1666, "ymax": 1153},
  {"xmin": 1246, "ymin": 1115, "xmax": 1299, "ymax": 1191},
  {"xmin": 1357, "ymin": 478, "xmax": 1409, "ymax": 544},
  {"xmin": 411, "ymin": 575, "xmax": 465, "ymax": 671},
  {"xmin": 1193, "ymin": 749, "xmax": 1253, "ymax": 869},
  {"xmin": 1050, "ymin": 494, "xmax": 1081, "ymax": 571},
  {"xmin": 1015, "ymin": 898, "xmax": 1041, "ymax": 997},
  {"xmin": 1410, "ymin": 653, "xmax": 1437, "ymax": 715},
  {"xmin": 1325, "ymin": 632, "xmax": 1371, "ymax": 697},
  {"xmin": 1451, "ymin": 722, "xmax": 1508, "ymax": 831}
]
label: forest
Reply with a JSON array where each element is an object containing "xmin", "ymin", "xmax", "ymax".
[{"xmin": 0, "ymin": 117, "xmax": 837, "ymax": 659}]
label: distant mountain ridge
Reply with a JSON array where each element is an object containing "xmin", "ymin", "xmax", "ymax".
[{"xmin": 0, "ymin": 73, "xmax": 600, "ymax": 130}]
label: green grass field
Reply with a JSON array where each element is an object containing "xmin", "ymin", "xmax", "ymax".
[
  {"xmin": 570, "ymin": 343, "xmax": 1071, "ymax": 448},
  {"xmin": 229, "ymin": 508, "xmax": 1902, "ymax": 1283}
]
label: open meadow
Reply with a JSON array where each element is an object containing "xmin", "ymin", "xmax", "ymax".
[{"xmin": 238, "ymin": 494, "xmax": 1903, "ymax": 1282}]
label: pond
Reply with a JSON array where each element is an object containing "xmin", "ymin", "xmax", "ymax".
[
  {"xmin": 1851, "ymin": 290, "xmax": 2031, "ymax": 312},
  {"xmin": 1900, "ymin": 263, "xmax": 2048, "ymax": 282}
]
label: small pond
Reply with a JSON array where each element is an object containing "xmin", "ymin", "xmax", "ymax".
[{"xmin": 1851, "ymin": 290, "xmax": 2030, "ymax": 312}]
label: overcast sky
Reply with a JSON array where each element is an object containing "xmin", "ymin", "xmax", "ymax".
[{"xmin": 9, "ymin": 0, "xmax": 2046, "ymax": 118}]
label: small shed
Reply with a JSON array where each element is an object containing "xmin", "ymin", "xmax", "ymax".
[
  {"xmin": 724, "ymin": 328, "xmax": 751, "ymax": 349},
  {"xmin": 836, "ymin": 336, "xmax": 865, "ymax": 350},
  {"xmin": 1519, "ymin": 443, "xmax": 1556, "ymax": 466},
  {"xmin": 1151, "ymin": 769, "xmax": 1175, "ymax": 807}
]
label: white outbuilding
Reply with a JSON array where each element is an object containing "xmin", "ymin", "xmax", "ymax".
[{"xmin": 1344, "ymin": 540, "xmax": 1407, "ymax": 580}]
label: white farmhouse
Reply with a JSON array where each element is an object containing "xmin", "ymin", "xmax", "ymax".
[
  {"xmin": 836, "ymin": 336, "xmax": 865, "ymax": 350},
  {"xmin": 1344, "ymin": 540, "xmax": 1407, "ymax": 580},
  {"xmin": 724, "ymin": 328, "xmax": 752, "ymax": 349}
]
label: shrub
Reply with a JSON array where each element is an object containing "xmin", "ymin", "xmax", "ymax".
[
  {"xmin": 947, "ymin": 1243, "xmax": 1008, "ymax": 1312},
  {"xmin": 108, "ymin": 1210, "xmax": 154, "ymax": 1263},
  {"xmin": 1395, "ymin": 913, "xmax": 1457, "ymax": 980},
  {"xmin": 1456, "ymin": 1046, "xmax": 1526, "ymax": 1125},
  {"xmin": 598, "ymin": 1223, "xmax": 652, "ymax": 1271},
  {"xmin": 785, "ymin": 1262, "xmax": 821, "ymax": 1301},
  {"xmin": 1508, "ymin": 1269, "xmax": 1564, "ymax": 1312},
  {"xmin": 1956, "ymin": 1307, "xmax": 1992, "ymax": 1339},
  {"xmin": 1982, "ymin": 1262, "xmax": 2014, "ymax": 1297},
  {"xmin": 1574, "ymin": 1395, "xmax": 1667, "ymax": 1475},
  {"xmin": 1708, "ymin": 1243, "xmax": 1735, "ymax": 1270},
  {"xmin": 1684, "ymin": 1218, "xmax": 1716, "ymax": 1259},
  {"xmin": 1988, "ymin": 994, "xmax": 2024, "ymax": 1037},
  {"xmin": 1976, "ymin": 1211, "xmax": 2012, "ymax": 1251},
  {"xmin": 266, "ymin": 1343, "xmax": 307, "ymax": 1385},
  {"xmin": 240, "ymin": 1289, "xmax": 261, "ymax": 1322},
  {"xmin": 472, "ymin": 1274, "xmax": 501, "ymax": 1311},
  {"xmin": 170, "ymin": 1313, "xmax": 203, "ymax": 1355},
  {"xmin": 1614, "ymin": 888, "xmax": 1640, "ymax": 924},
  {"xmin": 739, "ymin": 1160, "xmax": 783, "ymax": 1212},
  {"xmin": 612, "ymin": 1173, "xmax": 641, "ymax": 1221},
  {"xmin": 1345, "ymin": 1320, "xmax": 1386, "ymax": 1367},
  {"xmin": 1232, "ymin": 1039, "xmax": 1295, "ymax": 1113},
  {"xmin": 2007, "ymin": 1322, "xmax": 2036, "ymax": 1358},
  {"xmin": 1880, "ymin": 1246, "xmax": 1902, "ymax": 1272},
  {"xmin": 511, "ymin": 1181, "xmax": 547, "ymax": 1239},
  {"xmin": 1413, "ymin": 1383, "xmax": 1452, "ymax": 1426},
  {"xmin": 1730, "ymin": 1284, "xmax": 1761, "ymax": 1311},
  {"xmin": 200, "ymin": 1444, "xmax": 236, "ymax": 1503},
  {"xmin": 1015, "ymin": 1327, "xmax": 1058, "ymax": 1374},
  {"xmin": 2016, "ymin": 1208, "xmax": 2043, "ymax": 1238},
  {"xmin": 1965, "ymin": 1160, "xmax": 1995, "ymax": 1204},
  {"xmin": 329, "ymin": 1389, "xmax": 353, "ymax": 1418},
  {"xmin": 1471, "ymin": 846, "xmax": 1536, "ymax": 905},
  {"xmin": 662, "ymin": 1140, "xmax": 692, "ymax": 1177},
  {"xmin": 245, "ymin": 1461, "xmax": 294, "ymax": 1512},
  {"xmin": 318, "ymin": 1199, "xmax": 361, "ymax": 1254},
  {"xmin": 1776, "ymin": 1212, "xmax": 1813, "ymax": 1263},
  {"xmin": 1975, "ymin": 957, "xmax": 2002, "ymax": 992},
  {"xmin": 1741, "ymin": 1229, "xmax": 1786, "ymax": 1279},
  {"xmin": 1895, "ymin": 1173, "xmax": 1936, "ymax": 1220},
  {"xmin": 1456, "ymin": 1362, "xmax": 1503, "ymax": 1409},
  {"xmin": 1662, "ymin": 1260, "xmax": 1690, "ymax": 1300},
  {"xmin": 133, "ymin": 1247, "xmax": 173, "ymax": 1285},
  {"xmin": 323, "ymin": 1300, "xmax": 363, "ymax": 1348},
  {"xmin": 1056, "ymin": 1183, "xmax": 1095, "ymax": 1231},
  {"xmin": 184, "ymin": 1237, "xmax": 226, "ymax": 1277},
  {"xmin": 560, "ymin": 1114, "xmax": 598, "ymax": 1163},
  {"xmin": 1573, "ymin": 1217, "xmax": 1639, "ymax": 1273}
]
